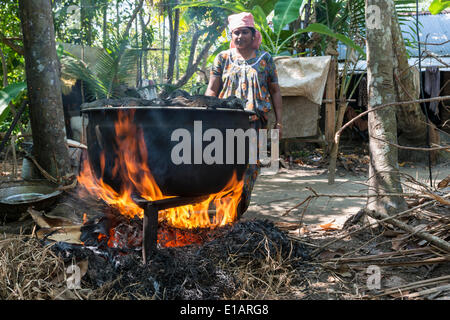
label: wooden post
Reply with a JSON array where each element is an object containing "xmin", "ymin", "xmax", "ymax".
[
  {"xmin": 325, "ymin": 58, "xmax": 336, "ymax": 154},
  {"xmin": 328, "ymin": 102, "xmax": 348, "ymax": 184}
]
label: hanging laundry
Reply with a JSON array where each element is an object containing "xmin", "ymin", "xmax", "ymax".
[
  {"xmin": 424, "ymin": 66, "xmax": 440, "ymax": 116},
  {"xmin": 358, "ymin": 76, "xmax": 368, "ymax": 108}
]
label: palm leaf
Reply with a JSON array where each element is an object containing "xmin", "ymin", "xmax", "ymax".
[
  {"xmin": 60, "ymin": 33, "xmax": 141, "ymax": 100},
  {"xmin": 61, "ymin": 55, "xmax": 109, "ymax": 100},
  {"xmin": 302, "ymin": 23, "xmax": 366, "ymax": 57}
]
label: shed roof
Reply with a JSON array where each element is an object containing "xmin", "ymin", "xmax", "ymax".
[
  {"xmin": 337, "ymin": 12, "xmax": 450, "ymax": 71},
  {"xmin": 400, "ymin": 12, "xmax": 450, "ymax": 57}
]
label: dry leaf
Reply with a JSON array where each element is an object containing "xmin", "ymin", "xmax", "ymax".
[
  {"xmin": 391, "ymin": 234, "xmax": 407, "ymax": 251},
  {"xmin": 36, "ymin": 226, "xmax": 82, "ymax": 244},
  {"xmin": 319, "ymin": 250, "xmax": 341, "ymax": 260},
  {"xmin": 437, "ymin": 175, "xmax": 450, "ymax": 189},
  {"xmin": 29, "ymin": 208, "xmax": 52, "ymax": 228},
  {"xmin": 77, "ymin": 260, "xmax": 89, "ymax": 278},
  {"xmin": 319, "ymin": 220, "xmax": 339, "ymax": 231},
  {"xmin": 29, "ymin": 208, "xmax": 76, "ymax": 228},
  {"xmin": 299, "ymin": 226, "xmax": 309, "ymax": 235},
  {"xmin": 424, "ymin": 192, "xmax": 450, "ymax": 206}
]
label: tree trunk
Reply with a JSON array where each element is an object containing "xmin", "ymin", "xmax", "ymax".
[
  {"xmin": 80, "ymin": 0, "xmax": 93, "ymax": 46},
  {"xmin": 123, "ymin": 0, "xmax": 144, "ymax": 38},
  {"xmin": 366, "ymin": 0, "xmax": 407, "ymax": 215},
  {"xmin": 116, "ymin": 0, "xmax": 121, "ymax": 35},
  {"xmin": 140, "ymin": 12, "xmax": 149, "ymax": 79},
  {"xmin": 19, "ymin": 0, "xmax": 72, "ymax": 183},
  {"xmin": 166, "ymin": 0, "xmax": 179, "ymax": 84},
  {"xmin": 390, "ymin": 10, "xmax": 438, "ymax": 163},
  {"xmin": 103, "ymin": 2, "xmax": 108, "ymax": 48},
  {"xmin": 0, "ymin": 47, "xmax": 7, "ymax": 87}
]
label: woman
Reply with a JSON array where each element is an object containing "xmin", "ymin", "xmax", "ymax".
[{"xmin": 205, "ymin": 12, "xmax": 283, "ymax": 217}]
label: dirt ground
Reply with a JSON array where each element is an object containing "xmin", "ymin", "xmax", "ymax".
[
  {"xmin": 246, "ymin": 152, "xmax": 450, "ymax": 227},
  {"xmin": 0, "ymin": 142, "xmax": 449, "ymax": 300}
]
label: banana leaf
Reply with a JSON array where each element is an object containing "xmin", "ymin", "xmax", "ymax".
[
  {"xmin": 0, "ymin": 82, "xmax": 27, "ymax": 124},
  {"xmin": 272, "ymin": 0, "xmax": 304, "ymax": 37}
]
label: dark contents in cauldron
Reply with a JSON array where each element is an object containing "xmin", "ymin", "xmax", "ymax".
[{"xmin": 80, "ymin": 90, "xmax": 247, "ymax": 111}]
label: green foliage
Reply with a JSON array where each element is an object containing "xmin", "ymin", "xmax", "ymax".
[
  {"xmin": 0, "ymin": 82, "xmax": 27, "ymax": 124},
  {"xmin": 429, "ymin": 0, "xmax": 450, "ymax": 14},
  {"xmin": 272, "ymin": 0, "xmax": 303, "ymax": 36},
  {"xmin": 0, "ymin": 1, "xmax": 25, "ymax": 85},
  {"xmin": 61, "ymin": 34, "xmax": 141, "ymax": 99}
]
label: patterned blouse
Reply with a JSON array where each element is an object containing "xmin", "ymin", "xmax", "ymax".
[{"xmin": 211, "ymin": 49, "xmax": 278, "ymax": 121}]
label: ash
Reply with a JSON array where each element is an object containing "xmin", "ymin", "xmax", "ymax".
[{"xmin": 51, "ymin": 219, "xmax": 309, "ymax": 300}]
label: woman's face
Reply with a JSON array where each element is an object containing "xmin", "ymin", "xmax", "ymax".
[{"xmin": 232, "ymin": 27, "xmax": 254, "ymax": 49}]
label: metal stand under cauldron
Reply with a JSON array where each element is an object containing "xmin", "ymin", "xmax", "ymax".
[{"xmin": 133, "ymin": 195, "xmax": 209, "ymax": 264}]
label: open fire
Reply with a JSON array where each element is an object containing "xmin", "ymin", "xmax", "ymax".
[{"xmin": 77, "ymin": 109, "xmax": 244, "ymax": 250}]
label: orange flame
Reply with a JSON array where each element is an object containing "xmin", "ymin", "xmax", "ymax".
[{"xmin": 78, "ymin": 110, "xmax": 244, "ymax": 231}]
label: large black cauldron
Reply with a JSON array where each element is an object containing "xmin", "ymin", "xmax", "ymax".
[{"xmin": 82, "ymin": 106, "xmax": 254, "ymax": 197}]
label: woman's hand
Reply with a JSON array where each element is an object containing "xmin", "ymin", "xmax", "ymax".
[
  {"xmin": 269, "ymin": 82, "xmax": 283, "ymax": 140},
  {"xmin": 273, "ymin": 121, "xmax": 282, "ymax": 140}
]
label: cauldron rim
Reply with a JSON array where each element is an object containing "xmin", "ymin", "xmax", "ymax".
[{"xmin": 81, "ymin": 105, "xmax": 256, "ymax": 116}]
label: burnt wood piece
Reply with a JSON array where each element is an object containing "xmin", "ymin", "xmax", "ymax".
[
  {"xmin": 137, "ymin": 195, "xmax": 209, "ymax": 263},
  {"xmin": 142, "ymin": 204, "xmax": 158, "ymax": 264}
]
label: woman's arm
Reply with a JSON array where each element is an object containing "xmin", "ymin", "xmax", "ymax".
[
  {"xmin": 205, "ymin": 75, "xmax": 221, "ymax": 97},
  {"xmin": 269, "ymin": 81, "xmax": 283, "ymax": 138}
]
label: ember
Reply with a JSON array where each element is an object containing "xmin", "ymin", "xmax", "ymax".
[{"xmin": 52, "ymin": 219, "xmax": 310, "ymax": 300}]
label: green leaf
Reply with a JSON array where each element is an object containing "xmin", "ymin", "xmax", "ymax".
[
  {"xmin": 429, "ymin": 0, "xmax": 450, "ymax": 14},
  {"xmin": 176, "ymin": 0, "xmax": 246, "ymax": 13},
  {"xmin": 272, "ymin": 0, "xmax": 303, "ymax": 36},
  {"xmin": 249, "ymin": 0, "xmax": 277, "ymax": 14},
  {"xmin": 251, "ymin": 5, "xmax": 270, "ymax": 31},
  {"xmin": 303, "ymin": 23, "xmax": 366, "ymax": 58},
  {"xmin": 0, "ymin": 82, "xmax": 27, "ymax": 122}
]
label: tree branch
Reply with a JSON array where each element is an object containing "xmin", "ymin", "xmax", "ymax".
[
  {"xmin": 0, "ymin": 32, "xmax": 24, "ymax": 55},
  {"xmin": 174, "ymin": 21, "xmax": 226, "ymax": 89},
  {"xmin": 335, "ymin": 96, "xmax": 450, "ymax": 143},
  {"xmin": 0, "ymin": 46, "xmax": 8, "ymax": 87},
  {"xmin": 123, "ymin": 0, "xmax": 145, "ymax": 37},
  {"xmin": 369, "ymin": 134, "xmax": 450, "ymax": 151}
]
